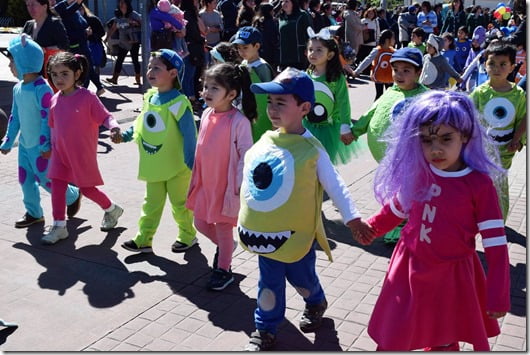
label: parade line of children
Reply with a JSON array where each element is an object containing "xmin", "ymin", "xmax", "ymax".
[{"xmin": 0, "ymin": 26, "xmax": 524, "ymax": 351}]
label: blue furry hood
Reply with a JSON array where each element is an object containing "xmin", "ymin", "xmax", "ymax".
[{"xmin": 8, "ymin": 34, "xmax": 44, "ymax": 80}]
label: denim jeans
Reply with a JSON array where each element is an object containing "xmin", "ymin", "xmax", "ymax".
[{"xmin": 182, "ymin": 55, "xmax": 197, "ymax": 98}]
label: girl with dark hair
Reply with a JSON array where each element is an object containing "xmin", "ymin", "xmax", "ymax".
[
  {"xmin": 105, "ymin": 0, "xmax": 142, "ymax": 85},
  {"xmin": 304, "ymin": 28, "xmax": 360, "ymax": 165},
  {"xmin": 278, "ymin": 0, "xmax": 311, "ymax": 70},
  {"xmin": 186, "ymin": 63, "xmax": 255, "ymax": 291}
]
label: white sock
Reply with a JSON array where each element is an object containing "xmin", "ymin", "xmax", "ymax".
[
  {"xmin": 104, "ymin": 203, "xmax": 115, "ymax": 213},
  {"xmin": 54, "ymin": 220, "xmax": 66, "ymax": 227}
]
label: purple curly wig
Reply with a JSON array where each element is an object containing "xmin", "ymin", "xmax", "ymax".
[{"xmin": 374, "ymin": 90, "xmax": 504, "ymax": 211}]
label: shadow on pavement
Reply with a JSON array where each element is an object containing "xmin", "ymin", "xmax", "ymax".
[
  {"xmin": 13, "ymin": 223, "xmax": 154, "ymax": 308},
  {"xmin": 505, "ymin": 226, "xmax": 526, "ymax": 247},
  {"xmin": 277, "ymin": 317, "xmax": 342, "ymax": 350},
  {"xmin": 0, "ymin": 327, "xmax": 17, "ymax": 345}
]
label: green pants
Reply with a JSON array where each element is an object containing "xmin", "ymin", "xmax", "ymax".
[{"xmin": 133, "ymin": 171, "xmax": 196, "ymax": 247}]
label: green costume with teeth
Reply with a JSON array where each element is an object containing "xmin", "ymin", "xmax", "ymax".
[
  {"xmin": 238, "ymin": 131, "xmax": 333, "ymax": 263},
  {"xmin": 130, "ymin": 88, "xmax": 196, "ymax": 247}
]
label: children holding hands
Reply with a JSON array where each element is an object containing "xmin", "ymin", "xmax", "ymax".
[{"xmin": 239, "ymin": 68, "xmax": 374, "ymax": 351}]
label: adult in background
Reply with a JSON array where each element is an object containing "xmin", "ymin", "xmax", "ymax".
[
  {"xmin": 80, "ymin": 3, "xmax": 106, "ymax": 96},
  {"xmin": 236, "ymin": 0, "xmax": 256, "ymax": 28},
  {"xmin": 181, "ymin": 0, "xmax": 207, "ymax": 110},
  {"xmin": 357, "ymin": 6, "xmax": 379, "ymax": 71},
  {"xmin": 105, "ymin": 0, "xmax": 142, "ymax": 85},
  {"xmin": 342, "ymin": 0, "xmax": 363, "ymax": 57},
  {"xmin": 253, "ymin": 2, "xmax": 279, "ymax": 72},
  {"xmin": 200, "ymin": 0, "xmax": 223, "ymax": 48},
  {"xmin": 278, "ymin": 0, "xmax": 311, "ymax": 70},
  {"xmin": 148, "ymin": 0, "xmax": 184, "ymax": 51},
  {"xmin": 441, "ymin": 0, "xmax": 466, "ymax": 35},
  {"xmin": 416, "ymin": 1, "xmax": 437, "ymax": 35},
  {"xmin": 217, "ymin": 0, "xmax": 238, "ymax": 41},
  {"xmin": 23, "ymin": 0, "xmax": 69, "ymax": 84},
  {"xmin": 466, "ymin": 5, "xmax": 486, "ymax": 36},
  {"xmin": 398, "ymin": 6, "xmax": 416, "ymax": 48},
  {"xmin": 308, "ymin": 0, "xmax": 325, "ymax": 32}
]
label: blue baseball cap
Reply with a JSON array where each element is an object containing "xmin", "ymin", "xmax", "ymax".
[
  {"xmin": 232, "ymin": 26, "xmax": 262, "ymax": 45},
  {"xmin": 158, "ymin": 48, "xmax": 183, "ymax": 72},
  {"xmin": 250, "ymin": 67, "xmax": 315, "ymax": 106},
  {"xmin": 389, "ymin": 47, "xmax": 423, "ymax": 68}
]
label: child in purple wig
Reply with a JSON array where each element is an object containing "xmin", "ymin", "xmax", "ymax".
[{"xmin": 356, "ymin": 91, "xmax": 510, "ymax": 351}]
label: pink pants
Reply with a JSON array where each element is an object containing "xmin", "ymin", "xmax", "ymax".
[
  {"xmin": 194, "ymin": 218, "xmax": 234, "ymax": 271},
  {"xmin": 51, "ymin": 179, "xmax": 112, "ymax": 221}
]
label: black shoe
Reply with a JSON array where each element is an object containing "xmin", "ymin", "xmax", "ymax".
[
  {"xmin": 15, "ymin": 213, "xmax": 44, "ymax": 228},
  {"xmin": 66, "ymin": 192, "xmax": 82, "ymax": 218},
  {"xmin": 121, "ymin": 240, "xmax": 153, "ymax": 253},
  {"xmin": 171, "ymin": 238, "xmax": 198, "ymax": 253},
  {"xmin": 245, "ymin": 330, "xmax": 276, "ymax": 351},
  {"xmin": 299, "ymin": 299, "xmax": 328, "ymax": 333},
  {"xmin": 207, "ymin": 268, "xmax": 234, "ymax": 291}
]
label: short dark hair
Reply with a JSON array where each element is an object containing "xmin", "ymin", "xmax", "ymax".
[
  {"xmin": 411, "ymin": 27, "xmax": 426, "ymax": 41},
  {"xmin": 441, "ymin": 32, "xmax": 455, "ymax": 50},
  {"xmin": 484, "ymin": 40, "xmax": 517, "ymax": 64}
]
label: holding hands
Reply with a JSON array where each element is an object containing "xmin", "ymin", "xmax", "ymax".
[
  {"xmin": 110, "ymin": 127, "xmax": 123, "ymax": 143},
  {"xmin": 347, "ymin": 218, "xmax": 376, "ymax": 245}
]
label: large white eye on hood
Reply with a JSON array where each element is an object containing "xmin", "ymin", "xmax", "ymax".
[
  {"xmin": 242, "ymin": 146, "xmax": 295, "ymax": 212},
  {"xmin": 483, "ymin": 97, "xmax": 515, "ymax": 128},
  {"xmin": 143, "ymin": 111, "xmax": 166, "ymax": 132}
]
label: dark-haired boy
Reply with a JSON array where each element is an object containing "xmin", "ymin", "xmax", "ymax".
[
  {"xmin": 239, "ymin": 67, "xmax": 373, "ymax": 350},
  {"xmin": 408, "ymin": 27, "xmax": 426, "ymax": 53},
  {"xmin": 470, "ymin": 41, "xmax": 526, "ymax": 219}
]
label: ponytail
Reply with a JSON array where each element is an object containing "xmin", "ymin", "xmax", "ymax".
[{"xmin": 236, "ymin": 64, "xmax": 257, "ymax": 122}]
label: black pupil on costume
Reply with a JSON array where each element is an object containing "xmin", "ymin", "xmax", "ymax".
[
  {"xmin": 146, "ymin": 114, "xmax": 156, "ymax": 128},
  {"xmin": 494, "ymin": 106, "xmax": 506, "ymax": 118},
  {"xmin": 253, "ymin": 163, "xmax": 272, "ymax": 190}
]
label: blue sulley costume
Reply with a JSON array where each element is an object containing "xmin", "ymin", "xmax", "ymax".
[{"xmin": 0, "ymin": 35, "xmax": 79, "ymax": 220}]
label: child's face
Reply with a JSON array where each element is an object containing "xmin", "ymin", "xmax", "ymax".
[
  {"xmin": 236, "ymin": 43, "xmax": 260, "ymax": 61},
  {"xmin": 457, "ymin": 29, "xmax": 466, "ymax": 40},
  {"xmin": 426, "ymin": 43, "xmax": 437, "ymax": 56},
  {"xmin": 307, "ymin": 39, "xmax": 334, "ymax": 67},
  {"xmin": 266, "ymin": 94, "xmax": 311, "ymax": 134},
  {"xmin": 411, "ymin": 33, "xmax": 422, "ymax": 45},
  {"xmin": 420, "ymin": 124, "xmax": 468, "ymax": 172},
  {"xmin": 485, "ymin": 54, "xmax": 515, "ymax": 82},
  {"xmin": 146, "ymin": 57, "xmax": 177, "ymax": 92},
  {"xmin": 8, "ymin": 57, "xmax": 17, "ymax": 78},
  {"xmin": 391, "ymin": 61, "xmax": 420, "ymax": 91},
  {"xmin": 202, "ymin": 77, "xmax": 236, "ymax": 110},
  {"xmin": 49, "ymin": 63, "xmax": 80, "ymax": 95},
  {"xmin": 443, "ymin": 37, "xmax": 451, "ymax": 50}
]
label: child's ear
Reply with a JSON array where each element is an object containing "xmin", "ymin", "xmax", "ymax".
[
  {"xmin": 227, "ymin": 88, "xmax": 238, "ymax": 101},
  {"xmin": 327, "ymin": 50, "xmax": 335, "ymax": 60},
  {"xmin": 169, "ymin": 67, "xmax": 178, "ymax": 80},
  {"xmin": 254, "ymin": 43, "xmax": 261, "ymax": 51},
  {"xmin": 300, "ymin": 101, "xmax": 312, "ymax": 115},
  {"xmin": 74, "ymin": 69, "xmax": 82, "ymax": 81}
]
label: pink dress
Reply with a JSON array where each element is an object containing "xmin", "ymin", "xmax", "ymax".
[
  {"xmin": 367, "ymin": 166, "xmax": 510, "ymax": 351},
  {"xmin": 186, "ymin": 107, "xmax": 252, "ymax": 225},
  {"xmin": 48, "ymin": 88, "xmax": 118, "ymax": 187}
]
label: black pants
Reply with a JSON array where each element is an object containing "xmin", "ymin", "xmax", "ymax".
[
  {"xmin": 375, "ymin": 82, "xmax": 392, "ymax": 101},
  {"xmin": 114, "ymin": 43, "xmax": 141, "ymax": 75}
]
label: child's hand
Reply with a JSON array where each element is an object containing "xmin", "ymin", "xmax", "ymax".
[
  {"xmin": 486, "ymin": 310, "xmax": 506, "ymax": 319},
  {"xmin": 110, "ymin": 127, "xmax": 122, "ymax": 143},
  {"xmin": 506, "ymin": 139, "xmax": 522, "ymax": 152},
  {"xmin": 0, "ymin": 148, "xmax": 10, "ymax": 155},
  {"xmin": 347, "ymin": 218, "xmax": 376, "ymax": 246},
  {"xmin": 341, "ymin": 132, "xmax": 355, "ymax": 145},
  {"xmin": 41, "ymin": 150, "xmax": 51, "ymax": 159}
]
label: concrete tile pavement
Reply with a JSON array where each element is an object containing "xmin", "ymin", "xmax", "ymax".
[{"xmin": 0, "ymin": 53, "xmax": 526, "ymax": 351}]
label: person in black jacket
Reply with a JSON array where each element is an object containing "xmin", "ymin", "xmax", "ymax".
[
  {"xmin": 253, "ymin": 2, "xmax": 280, "ymax": 73},
  {"xmin": 80, "ymin": 3, "xmax": 106, "ymax": 96}
]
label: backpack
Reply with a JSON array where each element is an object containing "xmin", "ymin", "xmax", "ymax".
[{"xmin": 371, "ymin": 47, "xmax": 394, "ymax": 83}]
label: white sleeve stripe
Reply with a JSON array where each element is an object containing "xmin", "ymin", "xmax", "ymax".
[
  {"xmin": 477, "ymin": 219, "xmax": 504, "ymax": 230},
  {"xmin": 482, "ymin": 236, "xmax": 507, "ymax": 248},
  {"xmin": 390, "ymin": 199, "xmax": 408, "ymax": 219}
]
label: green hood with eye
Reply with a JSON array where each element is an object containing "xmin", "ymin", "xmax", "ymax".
[
  {"xmin": 238, "ymin": 131, "xmax": 333, "ymax": 263},
  {"xmin": 133, "ymin": 89, "xmax": 191, "ymax": 181}
]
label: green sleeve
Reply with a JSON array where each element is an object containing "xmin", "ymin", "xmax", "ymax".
[
  {"xmin": 351, "ymin": 103, "xmax": 377, "ymax": 138},
  {"xmin": 333, "ymin": 75, "xmax": 352, "ymax": 126}
]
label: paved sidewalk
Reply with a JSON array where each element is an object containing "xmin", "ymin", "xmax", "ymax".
[{"xmin": 0, "ymin": 54, "xmax": 526, "ymax": 351}]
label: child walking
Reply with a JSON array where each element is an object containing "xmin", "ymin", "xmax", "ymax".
[
  {"xmin": 352, "ymin": 29, "xmax": 396, "ymax": 100},
  {"xmin": 186, "ymin": 63, "xmax": 255, "ymax": 291},
  {"xmin": 241, "ymin": 68, "xmax": 374, "ymax": 351},
  {"xmin": 356, "ymin": 91, "xmax": 510, "ymax": 351},
  {"xmin": 419, "ymin": 34, "xmax": 463, "ymax": 89},
  {"xmin": 303, "ymin": 27, "xmax": 359, "ymax": 166},
  {"xmin": 0, "ymin": 35, "xmax": 81, "ymax": 229},
  {"xmin": 119, "ymin": 49, "xmax": 198, "ymax": 254},
  {"xmin": 232, "ymin": 26, "xmax": 275, "ymax": 142},
  {"xmin": 470, "ymin": 41, "xmax": 527, "ymax": 219},
  {"xmin": 43, "ymin": 52, "xmax": 123, "ymax": 244}
]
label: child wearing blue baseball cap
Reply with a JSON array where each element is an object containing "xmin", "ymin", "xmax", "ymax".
[
  {"xmin": 117, "ymin": 49, "xmax": 198, "ymax": 254},
  {"xmin": 351, "ymin": 47, "xmax": 429, "ymax": 244},
  {"xmin": 232, "ymin": 26, "xmax": 276, "ymax": 142},
  {"xmin": 239, "ymin": 67, "xmax": 374, "ymax": 350}
]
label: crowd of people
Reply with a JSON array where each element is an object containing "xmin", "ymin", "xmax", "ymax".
[{"xmin": 0, "ymin": 0, "xmax": 527, "ymax": 351}]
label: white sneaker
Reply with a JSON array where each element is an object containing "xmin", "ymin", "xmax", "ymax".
[
  {"xmin": 101, "ymin": 204, "xmax": 124, "ymax": 231},
  {"xmin": 42, "ymin": 225, "xmax": 69, "ymax": 245}
]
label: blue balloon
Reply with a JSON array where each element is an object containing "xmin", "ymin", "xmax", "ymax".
[{"xmin": 496, "ymin": 2, "xmax": 506, "ymax": 8}]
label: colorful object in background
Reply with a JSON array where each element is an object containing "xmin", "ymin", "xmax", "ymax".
[{"xmin": 493, "ymin": 2, "xmax": 512, "ymax": 21}]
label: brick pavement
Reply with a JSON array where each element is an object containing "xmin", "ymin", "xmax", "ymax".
[{"xmin": 0, "ymin": 53, "xmax": 526, "ymax": 351}]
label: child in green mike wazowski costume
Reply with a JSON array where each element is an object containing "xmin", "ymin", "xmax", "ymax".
[
  {"xmin": 240, "ymin": 67, "xmax": 374, "ymax": 351},
  {"xmin": 116, "ymin": 49, "xmax": 198, "ymax": 253}
]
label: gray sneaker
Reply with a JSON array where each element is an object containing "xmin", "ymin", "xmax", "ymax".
[
  {"xmin": 101, "ymin": 204, "xmax": 124, "ymax": 231},
  {"xmin": 42, "ymin": 225, "xmax": 69, "ymax": 245}
]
